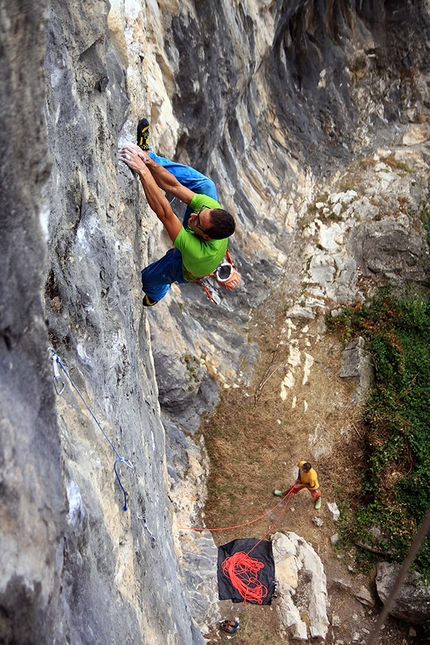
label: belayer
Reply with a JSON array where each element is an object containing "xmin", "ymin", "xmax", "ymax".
[
  {"xmin": 119, "ymin": 119, "xmax": 238, "ymax": 306},
  {"xmin": 274, "ymin": 461, "xmax": 322, "ymax": 510}
]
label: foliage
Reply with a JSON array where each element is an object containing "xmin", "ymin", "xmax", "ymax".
[{"xmin": 327, "ymin": 289, "xmax": 430, "ymax": 575}]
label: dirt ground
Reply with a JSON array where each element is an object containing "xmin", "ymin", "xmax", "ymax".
[{"xmin": 201, "ymin": 293, "xmax": 418, "ymax": 645}]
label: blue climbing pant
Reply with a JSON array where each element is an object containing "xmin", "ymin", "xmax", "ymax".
[
  {"xmin": 148, "ymin": 151, "xmax": 218, "ymax": 199},
  {"xmin": 142, "ymin": 153, "xmax": 218, "ymax": 302},
  {"xmin": 141, "ymin": 248, "xmax": 187, "ymax": 302}
]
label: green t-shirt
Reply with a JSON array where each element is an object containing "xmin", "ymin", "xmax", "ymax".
[{"xmin": 173, "ymin": 193, "xmax": 228, "ymax": 280}]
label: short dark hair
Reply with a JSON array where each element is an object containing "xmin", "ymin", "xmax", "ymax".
[
  {"xmin": 205, "ymin": 208, "xmax": 236, "ymax": 240},
  {"xmin": 302, "ymin": 462, "xmax": 312, "ymax": 472}
]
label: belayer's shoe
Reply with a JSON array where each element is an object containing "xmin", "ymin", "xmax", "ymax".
[
  {"xmin": 143, "ymin": 295, "xmax": 157, "ymax": 307},
  {"xmin": 137, "ymin": 117, "xmax": 150, "ymax": 151},
  {"xmin": 273, "ymin": 489, "xmax": 283, "ymax": 497},
  {"xmin": 314, "ymin": 497, "xmax": 322, "ymax": 510}
]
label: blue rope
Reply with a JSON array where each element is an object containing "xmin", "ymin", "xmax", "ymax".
[
  {"xmin": 114, "ymin": 459, "xmax": 129, "ymax": 511},
  {"xmin": 50, "ymin": 350, "xmax": 131, "ymax": 511}
]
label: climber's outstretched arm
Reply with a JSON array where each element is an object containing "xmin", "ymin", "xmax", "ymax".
[
  {"xmin": 144, "ymin": 154, "xmax": 195, "ymax": 205},
  {"xmin": 122, "ymin": 143, "xmax": 195, "ymax": 205},
  {"xmin": 119, "ymin": 145, "xmax": 182, "ymax": 243}
]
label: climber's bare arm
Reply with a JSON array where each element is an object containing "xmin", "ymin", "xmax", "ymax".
[
  {"xmin": 121, "ymin": 143, "xmax": 194, "ymax": 205},
  {"xmin": 119, "ymin": 146, "xmax": 182, "ymax": 242}
]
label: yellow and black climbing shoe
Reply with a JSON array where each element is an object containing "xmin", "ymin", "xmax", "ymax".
[
  {"xmin": 143, "ymin": 294, "xmax": 157, "ymax": 307},
  {"xmin": 137, "ymin": 118, "xmax": 150, "ymax": 151}
]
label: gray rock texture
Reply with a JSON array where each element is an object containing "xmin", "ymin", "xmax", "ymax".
[
  {"xmin": 0, "ymin": 3, "xmax": 65, "ymax": 643},
  {"xmin": 2, "ymin": 1, "xmax": 203, "ymax": 644},
  {"xmin": 355, "ymin": 585, "xmax": 375, "ymax": 608},
  {"xmin": 143, "ymin": 0, "xmax": 430, "ymax": 402},
  {"xmin": 376, "ymin": 562, "xmax": 430, "ymax": 624},
  {"xmin": 1, "ymin": 0, "xmax": 430, "ymax": 643},
  {"xmin": 338, "ymin": 337, "xmax": 375, "ymax": 403}
]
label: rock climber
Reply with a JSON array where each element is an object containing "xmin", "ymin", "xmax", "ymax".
[
  {"xmin": 118, "ymin": 118, "xmax": 236, "ymax": 306},
  {"xmin": 274, "ymin": 461, "xmax": 322, "ymax": 510}
]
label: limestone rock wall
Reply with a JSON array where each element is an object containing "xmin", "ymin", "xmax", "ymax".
[
  {"xmin": 1, "ymin": 1, "xmax": 204, "ymax": 643},
  {"xmin": 272, "ymin": 532, "xmax": 329, "ymax": 640},
  {"xmin": 376, "ymin": 561, "xmax": 430, "ymax": 624},
  {"xmin": 0, "ymin": 2, "xmax": 64, "ymax": 643}
]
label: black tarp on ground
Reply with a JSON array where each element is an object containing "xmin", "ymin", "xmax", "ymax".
[{"xmin": 217, "ymin": 538, "xmax": 275, "ymax": 604}]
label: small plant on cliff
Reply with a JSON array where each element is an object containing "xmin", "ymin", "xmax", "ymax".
[{"xmin": 328, "ymin": 289, "xmax": 430, "ymax": 576}]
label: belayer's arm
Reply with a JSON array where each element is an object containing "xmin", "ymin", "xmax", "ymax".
[{"xmin": 119, "ymin": 146, "xmax": 182, "ymax": 243}]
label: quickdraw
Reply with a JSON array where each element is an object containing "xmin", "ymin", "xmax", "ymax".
[{"xmin": 199, "ymin": 279, "xmax": 222, "ymax": 304}]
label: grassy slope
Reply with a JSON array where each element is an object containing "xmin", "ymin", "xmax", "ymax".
[{"xmin": 328, "ymin": 290, "xmax": 430, "ymax": 575}]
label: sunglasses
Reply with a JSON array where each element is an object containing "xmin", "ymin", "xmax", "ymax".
[{"xmin": 193, "ymin": 207, "xmax": 208, "ymax": 234}]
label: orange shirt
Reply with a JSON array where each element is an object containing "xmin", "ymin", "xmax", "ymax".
[{"xmin": 297, "ymin": 461, "xmax": 319, "ymax": 490}]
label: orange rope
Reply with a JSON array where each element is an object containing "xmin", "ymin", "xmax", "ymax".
[
  {"xmin": 247, "ymin": 489, "xmax": 293, "ymax": 555},
  {"xmin": 221, "ymin": 551, "xmax": 268, "ymax": 604},
  {"xmin": 180, "ymin": 489, "xmax": 294, "ymax": 604},
  {"xmin": 179, "ymin": 488, "xmax": 293, "ymax": 532},
  {"xmin": 220, "ymin": 489, "xmax": 294, "ymax": 604}
]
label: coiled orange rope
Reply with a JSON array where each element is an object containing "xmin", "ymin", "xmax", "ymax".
[
  {"xmin": 218, "ymin": 488, "xmax": 294, "ymax": 604},
  {"xmin": 221, "ymin": 551, "xmax": 268, "ymax": 604}
]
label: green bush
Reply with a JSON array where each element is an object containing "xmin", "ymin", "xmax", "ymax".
[{"xmin": 328, "ymin": 290, "xmax": 430, "ymax": 575}]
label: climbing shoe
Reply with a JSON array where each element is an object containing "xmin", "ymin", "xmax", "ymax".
[
  {"xmin": 314, "ymin": 498, "xmax": 322, "ymax": 510},
  {"xmin": 137, "ymin": 117, "xmax": 150, "ymax": 151},
  {"xmin": 143, "ymin": 294, "xmax": 157, "ymax": 307},
  {"xmin": 273, "ymin": 489, "xmax": 283, "ymax": 497}
]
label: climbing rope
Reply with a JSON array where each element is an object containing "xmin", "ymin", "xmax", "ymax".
[
  {"xmin": 221, "ymin": 551, "xmax": 268, "ymax": 604},
  {"xmin": 223, "ymin": 488, "xmax": 293, "ymax": 603},
  {"xmin": 223, "ymin": 489, "xmax": 293, "ymax": 604},
  {"xmin": 49, "ymin": 349, "xmax": 133, "ymax": 511},
  {"xmin": 247, "ymin": 488, "xmax": 293, "ymax": 554},
  {"xmin": 183, "ymin": 488, "xmax": 294, "ymax": 604},
  {"xmin": 180, "ymin": 487, "xmax": 293, "ymax": 533}
]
